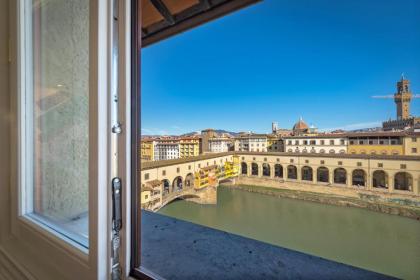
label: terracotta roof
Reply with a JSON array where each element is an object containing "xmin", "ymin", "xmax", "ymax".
[{"xmin": 293, "ymin": 118, "xmax": 309, "ymax": 131}]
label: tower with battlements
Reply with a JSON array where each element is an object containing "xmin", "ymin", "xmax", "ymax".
[{"xmin": 395, "ymin": 77, "xmax": 412, "ymax": 120}]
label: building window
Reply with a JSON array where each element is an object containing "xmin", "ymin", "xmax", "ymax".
[
  {"xmin": 379, "ymin": 140, "xmax": 384, "ymax": 144},
  {"xmin": 162, "ymin": 170, "xmax": 166, "ymax": 176},
  {"xmin": 378, "ymin": 163, "xmax": 383, "ymax": 168},
  {"xmin": 330, "ymin": 140, "xmax": 334, "ymax": 145},
  {"xmin": 412, "ymin": 148, "xmax": 417, "ymax": 153},
  {"xmin": 349, "ymin": 140, "xmax": 354, "ymax": 145},
  {"xmin": 242, "ymin": 157, "xmax": 245, "ymax": 160},
  {"xmin": 277, "ymin": 158, "xmax": 280, "ymax": 162},
  {"xmin": 303, "ymin": 140, "xmax": 308, "ymax": 145},
  {"xmin": 400, "ymin": 164, "xmax": 406, "ymax": 169},
  {"xmin": 305, "ymin": 160, "xmax": 309, "ymax": 163},
  {"xmin": 264, "ymin": 158, "xmax": 267, "ymax": 161},
  {"xmin": 290, "ymin": 159, "xmax": 294, "ymax": 163},
  {"xmin": 340, "ymin": 140, "xmax": 345, "ymax": 145},
  {"xmin": 368, "ymin": 140, "xmax": 373, "ymax": 145},
  {"xmin": 412, "ymin": 137, "xmax": 417, "ymax": 142},
  {"xmin": 145, "ymin": 173, "xmax": 149, "ymax": 180},
  {"xmin": 338, "ymin": 161, "xmax": 342, "ymax": 165},
  {"xmin": 359, "ymin": 140, "xmax": 363, "ymax": 145},
  {"xmin": 357, "ymin": 162, "xmax": 362, "ymax": 167},
  {"xmin": 320, "ymin": 140, "xmax": 325, "ymax": 145},
  {"xmin": 253, "ymin": 157, "xmax": 256, "ymax": 160},
  {"xmin": 198, "ymin": 164, "xmax": 201, "ymax": 168},
  {"xmin": 288, "ymin": 140, "xmax": 292, "ymax": 145},
  {"xmin": 320, "ymin": 160, "xmax": 325, "ymax": 164},
  {"xmin": 177, "ymin": 168, "xmax": 180, "ymax": 173}
]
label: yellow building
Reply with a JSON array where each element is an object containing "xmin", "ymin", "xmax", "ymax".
[
  {"xmin": 403, "ymin": 133, "xmax": 420, "ymax": 155},
  {"xmin": 140, "ymin": 139, "xmax": 154, "ymax": 161},
  {"xmin": 179, "ymin": 137, "xmax": 200, "ymax": 158},
  {"xmin": 348, "ymin": 132, "xmax": 405, "ymax": 155}
]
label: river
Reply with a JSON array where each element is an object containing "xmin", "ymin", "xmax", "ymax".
[{"xmin": 159, "ymin": 185, "xmax": 420, "ymax": 279}]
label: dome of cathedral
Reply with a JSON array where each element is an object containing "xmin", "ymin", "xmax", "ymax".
[{"xmin": 293, "ymin": 117, "xmax": 309, "ymax": 131}]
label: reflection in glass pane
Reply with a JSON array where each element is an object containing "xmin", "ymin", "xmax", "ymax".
[{"xmin": 27, "ymin": 0, "xmax": 89, "ymax": 246}]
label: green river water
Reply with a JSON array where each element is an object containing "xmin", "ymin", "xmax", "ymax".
[{"xmin": 159, "ymin": 185, "xmax": 420, "ymax": 279}]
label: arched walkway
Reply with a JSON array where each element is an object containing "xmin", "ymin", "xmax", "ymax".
[
  {"xmin": 184, "ymin": 173, "xmax": 194, "ymax": 188},
  {"xmin": 372, "ymin": 170, "xmax": 388, "ymax": 189},
  {"xmin": 172, "ymin": 176, "xmax": 183, "ymax": 192},
  {"xmin": 352, "ymin": 169, "xmax": 366, "ymax": 187},
  {"xmin": 162, "ymin": 179, "xmax": 170, "ymax": 195},
  {"xmin": 251, "ymin": 163, "xmax": 259, "ymax": 176},
  {"xmin": 274, "ymin": 164, "xmax": 283, "ymax": 178},
  {"xmin": 394, "ymin": 172, "xmax": 412, "ymax": 191},
  {"xmin": 301, "ymin": 166, "xmax": 313, "ymax": 181},
  {"xmin": 241, "ymin": 162, "xmax": 248, "ymax": 175},
  {"xmin": 317, "ymin": 167, "xmax": 329, "ymax": 183},
  {"xmin": 287, "ymin": 165, "xmax": 297, "ymax": 180},
  {"xmin": 262, "ymin": 163, "xmax": 270, "ymax": 177},
  {"xmin": 333, "ymin": 168, "xmax": 346, "ymax": 185}
]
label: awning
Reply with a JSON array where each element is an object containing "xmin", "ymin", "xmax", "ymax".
[{"xmin": 141, "ymin": 0, "xmax": 261, "ymax": 47}]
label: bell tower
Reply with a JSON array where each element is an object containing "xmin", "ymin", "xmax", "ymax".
[{"xmin": 395, "ymin": 75, "xmax": 412, "ymax": 120}]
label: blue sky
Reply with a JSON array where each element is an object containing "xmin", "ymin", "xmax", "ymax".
[{"xmin": 141, "ymin": 0, "xmax": 420, "ymax": 135}]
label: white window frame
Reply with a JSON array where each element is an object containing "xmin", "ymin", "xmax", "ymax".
[{"xmin": 0, "ymin": 0, "xmax": 132, "ymax": 279}]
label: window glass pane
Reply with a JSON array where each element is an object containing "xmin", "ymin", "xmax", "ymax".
[{"xmin": 25, "ymin": 0, "xmax": 89, "ymax": 247}]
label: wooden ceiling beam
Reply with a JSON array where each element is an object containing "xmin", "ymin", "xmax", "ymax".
[
  {"xmin": 150, "ymin": 0, "xmax": 176, "ymax": 25},
  {"xmin": 199, "ymin": 0, "xmax": 211, "ymax": 10}
]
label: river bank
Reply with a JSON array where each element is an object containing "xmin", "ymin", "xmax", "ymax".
[
  {"xmin": 159, "ymin": 186, "xmax": 420, "ymax": 279},
  {"xmin": 226, "ymin": 177, "xmax": 420, "ymax": 220}
]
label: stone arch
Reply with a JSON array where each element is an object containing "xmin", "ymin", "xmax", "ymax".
[
  {"xmin": 274, "ymin": 164, "xmax": 283, "ymax": 178},
  {"xmin": 287, "ymin": 165, "xmax": 297, "ymax": 179},
  {"xmin": 262, "ymin": 163, "xmax": 270, "ymax": 177},
  {"xmin": 241, "ymin": 162, "xmax": 248, "ymax": 175},
  {"xmin": 251, "ymin": 163, "xmax": 259, "ymax": 176},
  {"xmin": 334, "ymin": 168, "xmax": 346, "ymax": 184},
  {"xmin": 319, "ymin": 149, "xmax": 325, "ymax": 154},
  {"xmin": 302, "ymin": 148, "xmax": 308, "ymax": 153},
  {"xmin": 329, "ymin": 149, "xmax": 335, "ymax": 154},
  {"xmin": 394, "ymin": 172, "xmax": 413, "ymax": 191},
  {"xmin": 172, "ymin": 176, "xmax": 183, "ymax": 192},
  {"xmin": 339, "ymin": 149, "xmax": 345, "ymax": 154},
  {"xmin": 372, "ymin": 170, "xmax": 388, "ymax": 189},
  {"xmin": 162, "ymin": 179, "xmax": 170, "ymax": 195},
  {"xmin": 352, "ymin": 169, "xmax": 366, "ymax": 187},
  {"xmin": 317, "ymin": 167, "xmax": 329, "ymax": 183},
  {"xmin": 184, "ymin": 173, "xmax": 194, "ymax": 188},
  {"xmin": 301, "ymin": 166, "xmax": 313, "ymax": 181}
]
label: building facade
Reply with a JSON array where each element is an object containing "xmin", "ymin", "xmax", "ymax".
[
  {"xmin": 283, "ymin": 135, "xmax": 348, "ymax": 154},
  {"xmin": 267, "ymin": 134, "xmax": 284, "ymax": 152},
  {"xmin": 208, "ymin": 137, "xmax": 233, "ymax": 153},
  {"xmin": 154, "ymin": 139, "xmax": 180, "ymax": 161},
  {"xmin": 179, "ymin": 137, "xmax": 200, "ymax": 158},
  {"xmin": 141, "ymin": 139, "xmax": 154, "ymax": 161},
  {"xmin": 235, "ymin": 134, "xmax": 268, "ymax": 152},
  {"xmin": 347, "ymin": 132, "xmax": 405, "ymax": 155}
]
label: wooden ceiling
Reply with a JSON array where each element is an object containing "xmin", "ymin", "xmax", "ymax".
[{"xmin": 141, "ymin": 0, "xmax": 260, "ymax": 47}]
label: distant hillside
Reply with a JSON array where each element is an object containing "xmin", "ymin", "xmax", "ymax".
[{"xmin": 181, "ymin": 129, "xmax": 240, "ymax": 137}]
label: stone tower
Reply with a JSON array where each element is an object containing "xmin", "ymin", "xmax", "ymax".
[{"xmin": 395, "ymin": 76, "xmax": 412, "ymax": 120}]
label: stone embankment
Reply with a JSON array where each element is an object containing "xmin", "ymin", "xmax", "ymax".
[{"xmin": 225, "ymin": 177, "xmax": 420, "ymax": 220}]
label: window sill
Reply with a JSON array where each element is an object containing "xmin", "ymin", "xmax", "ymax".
[{"xmin": 139, "ymin": 211, "xmax": 387, "ymax": 279}]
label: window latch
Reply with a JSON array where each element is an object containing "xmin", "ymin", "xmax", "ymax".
[
  {"xmin": 112, "ymin": 177, "xmax": 122, "ymax": 231},
  {"xmin": 111, "ymin": 177, "xmax": 122, "ymax": 280}
]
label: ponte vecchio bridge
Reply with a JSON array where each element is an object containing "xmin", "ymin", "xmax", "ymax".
[{"xmin": 140, "ymin": 152, "xmax": 420, "ymax": 211}]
